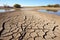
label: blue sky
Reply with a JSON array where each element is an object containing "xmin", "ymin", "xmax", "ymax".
[{"xmin": 0, "ymin": 0, "xmax": 60, "ymax": 6}]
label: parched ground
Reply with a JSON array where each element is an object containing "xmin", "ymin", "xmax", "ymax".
[{"xmin": 0, "ymin": 8, "xmax": 60, "ymax": 40}]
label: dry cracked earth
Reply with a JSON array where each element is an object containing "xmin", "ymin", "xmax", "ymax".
[{"xmin": 0, "ymin": 10, "xmax": 60, "ymax": 40}]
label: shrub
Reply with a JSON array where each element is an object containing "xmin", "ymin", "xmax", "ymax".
[
  {"xmin": 47, "ymin": 4, "xmax": 60, "ymax": 7},
  {"xmin": 14, "ymin": 4, "xmax": 21, "ymax": 8},
  {"xmin": 54, "ymin": 4, "xmax": 60, "ymax": 7}
]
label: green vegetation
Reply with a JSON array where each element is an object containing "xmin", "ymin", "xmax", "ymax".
[
  {"xmin": 14, "ymin": 4, "xmax": 21, "ymax": 8},
  {"xmin": 47, "ymin": 4, "xmax": 60, "ymax": 7}
]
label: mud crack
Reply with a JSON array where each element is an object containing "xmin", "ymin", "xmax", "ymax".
[
  {"xmin": 0, "ymin": 22, "xmax": 5, "ymax": 36},
  {"xmin": 52, "ymin": 25, "xmax": 58, "ymax": 31},
  {"xmin": 43, "ymin": 31, "xmax": 48, "ymax": 39},
  {"xmin": 18, "ymin": 16, "xmax": 27, "ymax": 40}
]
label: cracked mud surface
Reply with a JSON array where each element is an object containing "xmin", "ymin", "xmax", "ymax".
[{"xmin": 0, "ymin": 10, "xmax": 60, "ymax": 40}]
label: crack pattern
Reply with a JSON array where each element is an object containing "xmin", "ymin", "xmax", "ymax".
[
  {"xmin": 52, "ymin": 25, "xmax": 58, "ymax": 31},
  {"xmin": 0, "ymin": 22, "xmax": 5, "ymax": 36},
  {"xmin": 43, "ymin": 31, "xmax": 48, "ymax": 39},
  {"xmin": 0, "ymin": 13, "xmax": 60, "ymax": 40}
]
